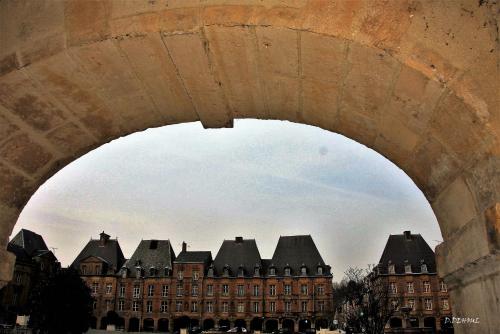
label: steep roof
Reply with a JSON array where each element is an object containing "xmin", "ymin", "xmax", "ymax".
[
  {"xmin": 7, "ymin": 243, "xmax": 31, "ymax": 263},
  {"xmin": 71, "ymin": 235, "xmax": 125, "ymax": 272},
  {"xmin": 271, "ymin": 235, "xmax": 326, "ymax": 275},
  {"xmin": 175, "ymin": 251, "xmax": 212, "ymax": 263},
  {"xmin": 213, "ymin": 237, "xmax": 262, "ymax": 277},
  {"xmin": 10, "ymin": 229, "xmax": 48, "ymax": 256},
  {"xmin": 378, "ymin": 231, "xmax": 436, "ymax": 275},
  {"xmin": 125, "ymin": 240, "xmax": 176, "ymax": 277}
]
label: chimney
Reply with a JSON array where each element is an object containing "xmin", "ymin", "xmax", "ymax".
[
  {"xmin": 99, "ymin": 231, "xmax": 110, "ymax": 245},
  {"xmin": 182, "ymin": 241, "xmax": 187, "ymax": 252},
  {"xmin": 235, "ymin": 236, "xmax": 243, "ymax": 243},
  {"xmin": 404, "ymin": 231, "xmax": 412, "ymax": 240}
]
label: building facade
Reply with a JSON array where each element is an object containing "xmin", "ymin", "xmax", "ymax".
[
  {"xmin": 72, "ymin": 233, "xmax": 333, "ymax": 332},
  {"xmin": 376, "ymin": 231, "xmax": 453, "ymax": 333},
  {"xmin": 0, "ymin": 229, "xmax": 59, "ymax": 325}
]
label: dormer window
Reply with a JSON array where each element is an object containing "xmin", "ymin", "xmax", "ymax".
[
  {"xmin": 164, "ymin": 266, "xmax": 170, "ymax": 276},
  {"xmin": 284, "ymin": 267, "xmax": 291, "ymax": 276},
  {"xmin": 81, "ymin": 265, "xmax": 87, "ymax": 275},
  {"xmin": 404, "ymin": 262, "xmax": 412, "ymax": 274},
  {"xmin": 136, "ymin": 268, "xmax": 142, "ymax": 279},
  {"xmin": 238, "ymin": 266, "xmax": 245, "ymax": 277},
  {"xmin": 149, "ymin": 267, "xmax": 156, "ymax": 277},
  {"xmin": 207, "ymin": 265, "xmax": 214, "ymax": 277},
  {"xmin": 300, "ymin": 265, "xmax": 307, "ymax": 276},
  {"xmin": 223, "ymin": 265, "xmax": 230, "ymax": 277},
  {"xmin": 95, "ymin": 265, "xmax": 101, "ymax": 275},
  {"xmin": 421, "ymin": 261, "xmax": 428, "ymax": 273},
  {"xmin": 317, "ymin": 265, "xmax": 323, "ymax": 275},
  {"xmin": 121, "ymin": 267, "xmax": 127, "ymax": 278},
  {"xmin": 254, "ymin": 266, "xmax": 260, "ymax": 277},
  {"xmin": 388, "ymin": 262, "xmax": 395, "ymax": 274},
  {"xmin": 269, "ymin": 266, "xmax": 276, "ymax": 276}
]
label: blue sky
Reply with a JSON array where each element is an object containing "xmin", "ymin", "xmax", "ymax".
[{"xmin": 13, "ymin": 120, "xmax": 442, "ymax": 281}]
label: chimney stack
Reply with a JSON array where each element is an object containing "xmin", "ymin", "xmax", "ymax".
[
  {"xmin": 235, "ymin": 236, "xmax": 243, "ymax": 243},
  {"xmin": 404, "ymin": 231, "xmax": 412, "ymax": 240},
  {"xmin": 182, "ymin": 241, "xmax": 187, "ymax": 252},
  {"xmin": 99, "ymin": 231, "xmax": 110, "ymax": 245}
]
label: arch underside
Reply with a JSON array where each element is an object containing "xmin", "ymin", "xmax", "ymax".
[{"xmin": 0, "ymin": 1, "xmax": 498, "ymax": 333}]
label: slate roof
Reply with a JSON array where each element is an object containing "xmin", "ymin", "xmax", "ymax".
[
  {"xmin": 175, "ymin": 251, "xmax": 212, "ymax": 263},
  {"xmin": 10, "ymin": 229, "xmax": 48, "ymax": 256},
  {"xmin": 7, "ymin": 243, "xmax": 31, "ymax": 263},
  {"xmin": 71, "ymin": 235, "xmax": 126, "ymax": 272},
  {"xmin": 377, "ymin": 231, "xmax": 437, "ymax": 275},
  {"xmin": 125, "ymin": 240, "xmax": 176, "ymax": 277},
  {"xmin": 270, "ymin": 235, "xmax": 327, "ymax": 275},
  {"xmin": 213, "ymin": 237, "xmax": 262, "ymax": 277}
]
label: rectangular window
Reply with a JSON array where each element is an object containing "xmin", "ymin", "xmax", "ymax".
[
  {"xmin": 192, "ymin": 301, "xmax": 198, "ymax": 312},
  {"xmin": 95, "ymin": 265, "xmax": 101, "ymax": 274},
  {"xmin": 237, "ymin": 285, "xmax": 245, "ymax": 296},
  {"xmin": 222, "ymin": 284, "xmax": 229, "ymax": 296},
  {"xmin": 253, "ymin": 285, "xmax": 259, "ymax": 296},
  {"xmin": 425, "ymin": 298, "xmax": 432, "ymax": 310},
  {"xmin": 133, "ymin": 285, "xmax": 140, "ymax": 298},
  {"xmin": 301, "ymin": 301, "xmax": 308, "ymax": 312},
  {"xmin": 285, "ymin": 301, "xmax": 291, "ymax": 312},
  {"xmin": 162, "ymin": 285, "xmax": 169, "ymax": 297},
  {"xmin": 193, "ymin": 270, "xmax": 199, "ymax": 281},
  {"xmin": 269, "ymin": 285, "xmax": 276, "ymax": 296},
  {"xmin": 237, "ymin": 302, "xmax": 245, "ymax": 313},
  {"xmin": 301, "ymin": 284, "xmax": 308, "ymax": 295},
  {"xmin": 146, "ymin": 301, "xmax": 153, "ymax": 313},
  {"xmin": 317, "ymin": 285, "xmax": 324, "ymax": 295},
  {"xmin": 176, "ymin": 301, "xmax": 183, "ymax": 312},
  {"xmin": 318, "ymin": 301, "xmax": 325, "ymax": 312},
  {"xmin": 81, "ymin": 265, "xmax": 87, "ymax": 275},
  {"xmin": 407, "ymin": 282, "xmax": 414, "ymax": 294},
  {"xmin": 284, "ymin": 284, "xmax": 291, "ymax": 295},
  {"xmin": 253, "ymin": 302, "xmax": 259, "ymax": 313},
  {"xmin": 118, "ymin": 300, "xmax": 124, "ymax": 311},
  {"xmin": 388, "ymin": 264, "xmax": 395, "ymax": 274},
  {"xmin": 133, "ymin": 301, "xmax": 139, "ymax": 312},
  {"xmin": 389, "ymin": 282, "xmax": 397, "ymax": 294},
  {"xmin": 192, "ymin": 284, "xmax": 198, "ymax": 296},
  {"xmin": 119, "ymin": 285, "xmax": 125, "ymax": 297},
  {"xmin": 223, "ymin": 302, "xmax": 229, "ymax": 313},
  {"xmin": 407, "ymin": 299, "xmax": 415, "ymax": 310},
  {"xmin": 161, "ymin": 301, "xmax": 168, "ymax": 313},
  {"xmin": 440, "ymin": 281, "xmax": 447, "ymax": 292},
  {"xmin": 92, "ymin": 282, "xmax": 99, "ymax": 294},
  {"xmin": 177, "ymin": 271, "xmax": 184, "ymax": 280},
  {"xmin": 14, "ymin": 273, "xmax": 21, "ymax": 284},
  {"xmin": 442, "ymin": 298, "xmax": 449, "ymax": 310},
  {"xmin": 207, "ymin": 301, "xmax": 213, "ymax": 313},
  {"xmin": 207, "ymin": 284, "xmax": 213, "ymax": 296},
  {"xmin": 177, "ymin": 284, "xmax": 183, "ymax": 296},
  {"xmin": 148, "ymin": 284, "xmax": 154, "ymax": 297},
  {"xmin": 105, "ymin": 283, "xmax": 112, "ymax": 294},
  {"xmin": 269, "ymin": 302, "xmax": 276, "ymax": 312},
  {"xmin": 423, "ymin": 281, "xmax": 431, "ymax": 293}
]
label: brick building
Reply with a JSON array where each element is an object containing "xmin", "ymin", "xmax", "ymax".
[
  {"xmin": 0, "ymin": 229, "xmax": 59, "ymax": 325},
  {"xmin": 72, "ymin": 233, "xmax": 333, "ymax": 332},
  {"xmin": 376, "ymin": 231, "xmax": 453, "ymax": 333}
]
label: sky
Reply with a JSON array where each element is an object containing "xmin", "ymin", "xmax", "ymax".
[{"xmin": 12, "ymin": 120, "xmax": 442, "ymax": 281}]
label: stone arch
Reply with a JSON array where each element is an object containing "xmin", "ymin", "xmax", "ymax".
[{"xmin": 0, "ymin": 2, "xmax": 498, "ymax": 333}]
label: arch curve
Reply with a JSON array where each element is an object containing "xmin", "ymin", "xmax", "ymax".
[{"xmin": 0, "ymin": 2, "xmax": 498, "ymax": 333}]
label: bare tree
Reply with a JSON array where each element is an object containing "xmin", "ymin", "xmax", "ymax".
[{"xmin": 333, "ymin": 266, "xmax": 401, "ymax": 334}]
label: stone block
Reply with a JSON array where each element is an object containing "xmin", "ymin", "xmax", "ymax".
[
  {"xmin": 0, "ymin": 71, "xmax": 67, "ymax": 132},
  {"xmin": 0, "ymin": 134, "xmax": 53, "ymax": 175},
  {"xmin": 64, "ymin": 0, "xmax": 112, "ymax": 45},
  {"xmin": 162, "ymin": 32, "xmax": 232, "ymax": 128},
  {"xmin": 202, "ymin": 25, "xmax": 267, "ymax": 119},
  {"xmin": 46, "ymin": 122, "xmax": 96, "ymax": 157},
  {"xmin": 433, "ymin": 177, "xmax": 478, "ymax": 238},
  {"xmin": 0, "ymin": 163, "xmax": 34, "ymax": 210}
]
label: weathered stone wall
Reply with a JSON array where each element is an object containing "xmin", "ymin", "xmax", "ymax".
[{"xmin": 0, "ymin": 1, "xmax": 498, "ymax": 332}]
